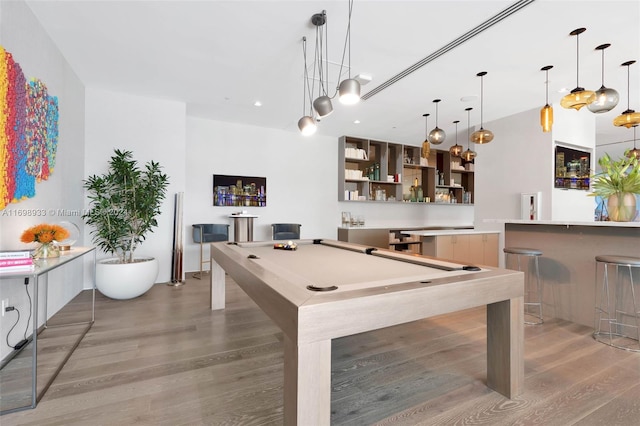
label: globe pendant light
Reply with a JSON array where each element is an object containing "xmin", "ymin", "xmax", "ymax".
[
  {"xmin": 449, "ymin": 120, "xmax": 463, "ymax": 157},
  {"xmin": 298, "ymin": 36, "xmax": 317, "ymax": 136},
  {"xmin": 462, "ymin": 107, "xmax": 476, "ymax": 162},
  {"xmin": 627, "ymin": 126, "xmax": 640, "ymax": 160},
  {"xmin": 587, "ymin": 43, "xmax": 619, "ymax": 113},
  {"xmin": 540, "ymin": 65, "xmax": 553, "ymax": 132},
  {"xmin": 613, "ymin": 60, "xmax": 640, "ymax": 128},
  {"xmin": 338, "ymin": 0, "xmax": 360, "ymax": 105},
  {"xmin": 428, "ymin": 99, "xmax": 446, "ymax": 145},
  {"xmin": 421, "ymin": 113, "xmax": 431, "ymax": 159},
  {"xmin": 560, "ymin": 28, "xmax": 595, "ymax": 111},
  {"xmin": 470, "ymin": 71, "xmax": 494, "ymax": 144}
]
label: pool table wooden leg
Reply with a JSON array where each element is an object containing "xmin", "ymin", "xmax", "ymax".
[
  {"xmin": 210, "ymin": 258, "xmax": 226, "ymax": 310},
  {"xmin": 283, "ymin": 335, "xmax": 332, "ymax": 426},
  {"xmin": 486, "ymin": 296, "xmax": 524, "ymax": 398}
]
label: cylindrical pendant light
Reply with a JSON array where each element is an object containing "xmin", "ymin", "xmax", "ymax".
[
  {"xmin": 428, "ymin": 99, "xmax": 446, "ymax": 145},
  {"xmin": 540, "ymin": 65, "xmax": 554, "ymax": 132},
  {"xmin": 449, "ymin": 120, "xmax": 463, "ymax": 157},
  {"xmin": 421, "ymin": 113, "xmax": 431, "ymax": 159},
  {"xmin": 338, "ymin": 0, "xmax": 360, "ymax": 105},
  {"xmin": 462, "ymin": 108, "xmax": 476, "ymax": 161},
  {"xmin": 587, "ymin": 43, "xmax": 619, "ymax": 113},
  {"xmin": 470, "ymin": 71, "xmax": 494, "ymax": 144},
  {"xmin": 613, "ymin": 60, "xmax": 640, "ymax": 128},
  {"xmin": 560, "ymin": 28, "xmax": 595, "ymax": 111}
]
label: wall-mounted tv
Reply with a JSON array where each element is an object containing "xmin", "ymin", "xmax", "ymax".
[
  {"xmin": 213, "ymin": 174, "xmax": 266, "ymax": 207},
  {"xmin": 555, "ymin": 145, "xmax": 591, "ymax": 190}
]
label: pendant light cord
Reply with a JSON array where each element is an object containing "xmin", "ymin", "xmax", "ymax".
[
  {"xmin": 626, "ymin": 64, "xmax": 631, "ymax": 110},
  {"xmin": 480, "ymin": 76, "xmax": 484, "ymax": 127},
  {"xmin": 600, "ymin": 48, "xmax": 605, "ymax": 87},
  {"xmin": 575, "ymin": 32, "xmax": 580, "ymax": 87},
  {"xmin": 545, "ymin": 69, "xmax": 549, "ymax": 104}
]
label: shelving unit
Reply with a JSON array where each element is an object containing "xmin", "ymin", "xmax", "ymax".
[{"xmin": 339, "ymin": 136, "xmax": 474, "ymax": 204}]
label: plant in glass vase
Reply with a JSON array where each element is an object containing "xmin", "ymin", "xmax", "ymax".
[
  {"xmin": 20, "ymin": 223, "xmax": 70, "ymax": 259},
  {"xmin": 589, "ymin": 151, "xmax": 640, "ymax": 221}
]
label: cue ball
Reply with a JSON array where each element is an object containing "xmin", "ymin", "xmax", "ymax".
[{"xmin": 287, "ymin": 241, "xmax": 293, "ymax": 246}]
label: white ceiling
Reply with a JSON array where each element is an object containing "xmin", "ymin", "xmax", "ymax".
[{"xmin": 24, "ymin": 0, "xmax": 640, "ymax": 158}]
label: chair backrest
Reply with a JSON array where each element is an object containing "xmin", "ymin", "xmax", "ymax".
[
  {"xmin": 192, "ymin": 224, "xmax": 230, "ymax": 243},
  {"xmin": 271, "ymin": 223, "xmax": 302, "ymax": 240}
]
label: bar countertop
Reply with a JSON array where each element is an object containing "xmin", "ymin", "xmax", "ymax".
[{"xmin": 501, "ymin": 219, "xmax": 640, "ymax": 228}]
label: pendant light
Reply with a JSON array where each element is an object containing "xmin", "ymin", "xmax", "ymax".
[
  {"xmin": 613, "ymin": 60, "xmax": 640, "ymax": 128},
  {"xmin": 462, "ymin": 108, "xmax": 476, "ymax": 162},
  {"xmin": 587, "ymin": 43, "xmax": 619, "ymax": 113},
  {"xmin": 311, "ymin": 11, "xmax": 333, "ymax": 119},
  {"xmin": 421, "ymin": 113, "xmax": 431, "ymax": 159},
  {"xmin": 560, "ymin": 28, "xmax": 595, "ymax": 111},
  {"xmin": 470, "ymin": 71, "xmax": 494, "ymax": 144},
  {"xmin": 428, "ymin": 99, "xmax": 446, "ymax": 145},
  {"xmin": 540, "ymin": 65, "xmax": 553, "ymax": 132},
  {"xmin": 298, "ymin": 36, "xmax": 317, "ymax": 136},
  {"xmin": 449, "ymin": 120, "xmax": 463, "ymax": 157},
  {"xmin": 627, "ymin": 125, "xmax": 640, "ymax": 160},
  {"xmin": 338, "ymin": 0, "xmax": 360, "ymax": 105}
]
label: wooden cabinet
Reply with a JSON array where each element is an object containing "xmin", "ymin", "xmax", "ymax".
[
  {"xmin": 420, "ymin": 233, "xmax": 498, "ymax": 267},
  {"xmin": 339, "ymin": 136, "xmax": 474, "ymax": 204}
]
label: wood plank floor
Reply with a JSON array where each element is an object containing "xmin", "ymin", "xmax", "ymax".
[{"xmin": 1, "ymin": 273, "xmax": 639, "ymax": 425}]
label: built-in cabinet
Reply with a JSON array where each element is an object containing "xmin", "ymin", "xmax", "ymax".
[
  {"xmin": 339, "ymin": 136, "xmax": 474, "ymax": 204},
  {"xmin": 419, "ymin": 232, "xmax": 499, "ymax": 267}
]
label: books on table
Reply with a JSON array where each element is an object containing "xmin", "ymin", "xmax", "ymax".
[{"xmin": 0, "ymin": 250, "xmax": 35, "ymax": 272}]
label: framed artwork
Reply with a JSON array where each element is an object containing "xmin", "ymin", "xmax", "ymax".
[
  {"xmin": 213, "ymin": 174, "xmax": 266, "ymax": 207},
  {"xmin": 554, "ymin": 145, "xmax": 591, "ymax": 190}
]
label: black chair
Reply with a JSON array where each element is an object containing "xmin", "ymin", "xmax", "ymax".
[
  {"xmin": 192, "ymin": 224, "xmax": 229, "ymax": 279},
  {"xmin": 272, "ymin": 223, "xmax": 302, "ymax": 240}
]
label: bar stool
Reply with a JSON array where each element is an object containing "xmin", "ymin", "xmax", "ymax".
[
  {"xmin": 504, "ymin": 247, "xmax": 543, "ymax": 325},
  {"xmin": 192, "ymin": 224, "xmax": 229, "ymax": 280},
  {"xmin": 593, "ymin": 255, "xmax": 640, "ymax": 352}
]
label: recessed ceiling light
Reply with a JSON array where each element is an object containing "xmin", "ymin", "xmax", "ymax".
[
  {"xmin": 254, "ymin": 101, "xmax": 262, "ymax": 107},
  {"xmin": 353, "ymin": 120, "xmax": 361, "ymax": 124},
  {"xmin": 460, "ymin": 95, "xmax": 478, "ymax": 102}
]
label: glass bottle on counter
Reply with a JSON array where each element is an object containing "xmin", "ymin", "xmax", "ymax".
[{"xmin": 374, "ymin": 163, "xmax": 380, "ymax": 181}]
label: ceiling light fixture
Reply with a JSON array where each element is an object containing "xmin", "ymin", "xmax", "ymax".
[
  {"xmin": 297, "ymin": 36, "xmax": 317, "ymax": 136},
  {"xmin": 311, "ymin": 11, "xmax": 333, "ymax": 119},
  {"xmin": 560, "ymin": 28, "xmax": 594, "ymax": 111},
  {"xmin": 428, "ymin": 99, "xmax": 446, "ymax": 145},
  {"xmin": 587, "ymin": 43, "xmax": 619, "ymax": 113},
  {"xmin": 470, "ymin": 71, "xmax": 494, "ymax": 144},
  {"xmin": 421, "ymin": 113, "xmax": 431, "ymax": 159},
  {"xmin": 613, "ymin": 60, "xmax": 640, "ymax": 128},
  {"xmin": 462, "ymin": 108, "xmax": 477, "ymax": 162},
  {"xmin": 540, "ymin": 65, "xmax": 553, "ymax": 132},
  {"xmin": 449, "ymin": 120, "xmax": 463, "ymax": 157},
  {"xmin": 338, "ymin": 0, "xmax": 360, "ymax": 105},
  {"xmin": 627, "ymin": 125, "xmax": 640, "ymax": 160}
]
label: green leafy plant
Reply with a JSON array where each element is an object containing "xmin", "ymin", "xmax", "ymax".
[
  {"xmin": 83, "ymin": 149, "xmax": 169, "ymax": 263},
  {"xmin": 589, "ymin": 152, "xmax": 640, "ymax": 198}
]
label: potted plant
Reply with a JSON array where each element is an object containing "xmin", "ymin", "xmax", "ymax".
[
  {"xmin": 589, "ymin": 151, "xmax": 640, "ymax": 221},
  {"xmin": 83, "ymin": 149, "xmax": 169, "ymax": 299}
]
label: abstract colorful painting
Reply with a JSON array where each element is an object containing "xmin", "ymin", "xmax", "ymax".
[{"xmin": 0, "ymin": 45, "xmax": 59, "ymax": 210}]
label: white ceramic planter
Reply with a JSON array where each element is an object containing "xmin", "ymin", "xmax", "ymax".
[{"xmin": 96, "ymin": 257, "xmax": 159, "ymax": 299}]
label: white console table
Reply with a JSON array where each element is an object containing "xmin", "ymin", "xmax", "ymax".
[{"xmin": 0, "ymin": 246, "xmax": 96, "ymax": 415}]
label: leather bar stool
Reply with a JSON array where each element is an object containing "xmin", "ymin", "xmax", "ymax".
[
  {"xmin": 593, "ymin": 255, "xmax": 640, "ymax": 352},
  {"xmin": 504, "ymin": 247, "xmax": 543, "ymax": 325}
]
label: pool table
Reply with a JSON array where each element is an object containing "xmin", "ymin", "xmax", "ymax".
[{"xmin": 209, "ymin": 239, "xmax": 524, "ymax": 425}]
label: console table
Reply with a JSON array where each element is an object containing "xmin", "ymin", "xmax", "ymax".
[{"xmin": 0, "ymin": 247, "xmax": 96, "ymax": 415}]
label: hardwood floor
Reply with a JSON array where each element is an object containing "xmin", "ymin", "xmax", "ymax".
[{"xmin": 1, "ymin": 274, "xmax": 639, "ymax": 425}]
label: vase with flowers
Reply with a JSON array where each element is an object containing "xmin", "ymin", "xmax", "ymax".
[
  {"xmin": 20, "ymin": 224, "xmax": 70, "ymax": 259},
  {"xmin": 589, "ymin": 152, "xmax": 640, "ymax": 221}
]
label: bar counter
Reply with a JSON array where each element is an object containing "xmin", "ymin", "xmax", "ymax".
[{"xmin": 504, "ymin": 220, "xmax": 640, "ymax": 327}]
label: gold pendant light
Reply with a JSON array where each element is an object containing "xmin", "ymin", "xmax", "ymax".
[
  {"xmin": 421, "ymin": 113, "xmax": 431, "ymax": 159},
  {"xmin": 428, "ymin": 99, "xmax": 446, "ymax": 145},
  {"xmin": 540, "ymin": 65, "xmax": 553, "ymax": 132},
  {"xmin": 449, "ymin": 120, "xmax": 463, "ymax": 157},
  {"xmin": 627, "ymin": 126, "xmax": 640, "ymax": 160},
  {"xmin": 560, "ymin": 28, "xmax": 595, "ymax": 111},
  {"xmin": 613, "ymin": 60, "xmax": 640, "ymax": 128},
  {"xmin": 470, "ymin": 71, "xmax": 494, "ymax": 144},
  {"xmin": 462, "ymin": 108, "xmax": 477, "ymax": 161}
]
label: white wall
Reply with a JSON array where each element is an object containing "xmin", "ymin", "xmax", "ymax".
[
  {"xmin": 0, "ymin": 0, "xmax": 86, "ymax": 361},
  {"xmin": 84, "ymin": 88, "xmax": 187, "ymax": 283}
]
